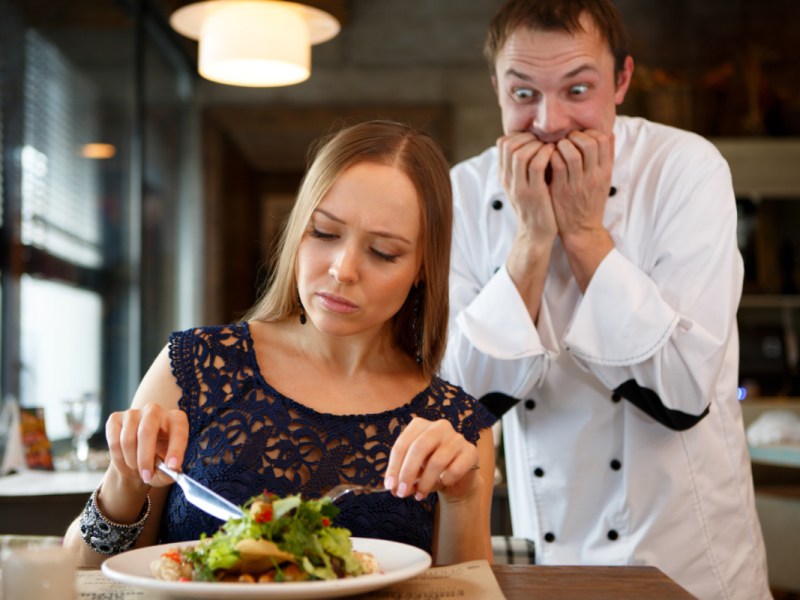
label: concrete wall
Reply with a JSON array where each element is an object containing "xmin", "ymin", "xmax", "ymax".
[
  {"xmin": 197, "ymin": 1, "xmax": 504, "ymax": 163},
  {"xmin": 195, "ymin": 0, "xmax": 800, "ymax": 164}
]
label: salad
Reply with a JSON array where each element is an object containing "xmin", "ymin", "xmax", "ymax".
[{"xmin": 151, "ymin": 492, "xmax": 379, "ymax": 583}]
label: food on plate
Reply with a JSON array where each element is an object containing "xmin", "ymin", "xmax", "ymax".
[{"xmin": 151, "ymin": 492, "xmax": 379, "ymax": 583}]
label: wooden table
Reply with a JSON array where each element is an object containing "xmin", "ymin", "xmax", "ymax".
[
  {"xmin": 0, "ymin": 563, "xmax": 695, "ymax": 600},
  {"xmin": 492, "ymin": 564, "xmax": 695, "ymax": 599}
]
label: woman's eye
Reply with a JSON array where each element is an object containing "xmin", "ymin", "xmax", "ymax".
[
  {"xmin": 511, "ymin": 87, "xmax": 535, "ymax": 101},
  {"xmin": 371, "ymin": 248, "xmax": 399, "ymax": 263},
  {"xmin": 569, "ymin": 83, "xmax": 589, "ymax": 96},
  {"xmin": 310, "ymin": 227, "xmax": 336, "ymax": 240}
]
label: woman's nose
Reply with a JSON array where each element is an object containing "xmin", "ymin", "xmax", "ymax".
[{"xmin": 329, "ymin": 248, "xmax": 358, "ymax": 283}]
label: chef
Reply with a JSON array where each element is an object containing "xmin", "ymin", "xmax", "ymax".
[{"xmin": 441, "ymin": 1, "xmax": 771, "ymax": 598}]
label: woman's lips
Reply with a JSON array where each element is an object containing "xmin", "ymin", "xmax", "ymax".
[{"xmin": 316, "ymin": 292, "xmax": 359, "ymax": 314}]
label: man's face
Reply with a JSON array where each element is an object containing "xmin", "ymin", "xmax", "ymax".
[{"xmin": 492, "ymin": 14, "xmax": 632, "ymax": 143}]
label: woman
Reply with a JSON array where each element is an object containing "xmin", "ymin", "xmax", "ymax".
[{"xmin": 64, "ymin": 120, "xmax": 496, "ymax": 567}]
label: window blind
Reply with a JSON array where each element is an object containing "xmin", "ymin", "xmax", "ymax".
[{"xmin": 22, "ymin": 29, "xmax": 102, "ymax": 268}]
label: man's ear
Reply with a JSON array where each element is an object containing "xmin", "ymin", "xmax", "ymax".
[
  {"xmin": 614, "ymin": 55, "xmax": 634, "ymax": 105},
  {"xmin": 491, "ymin": 75, "xmax": 499, "ymax": 97}
]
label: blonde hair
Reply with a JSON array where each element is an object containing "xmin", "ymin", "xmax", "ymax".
[{"xmin": 245, "ymin": 120, "xmax": 453, "ymax": 376}]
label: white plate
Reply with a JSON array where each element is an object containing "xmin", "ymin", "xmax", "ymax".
[{"xmin": 101, "ymin": 537, "xmax": 431, "ymax": 599}]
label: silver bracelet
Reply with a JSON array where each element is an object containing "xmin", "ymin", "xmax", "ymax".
[{"xmin": 79, "ymin": 483, "xmax": 151, "ymax": 555}]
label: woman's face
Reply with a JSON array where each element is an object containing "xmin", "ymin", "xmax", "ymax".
[{"xmin": 296, "ymin": 161, "xmax": 423, "ymax": 339}]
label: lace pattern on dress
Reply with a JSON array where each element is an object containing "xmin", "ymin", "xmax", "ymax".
[{"xmin": 160, "ymin": 322, "xmax": 496, "ymax": 553}]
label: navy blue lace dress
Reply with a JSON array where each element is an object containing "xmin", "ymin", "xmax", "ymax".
[{"xmin": 158, "ymin": 323, "xmax": 496, "ymax": 554}]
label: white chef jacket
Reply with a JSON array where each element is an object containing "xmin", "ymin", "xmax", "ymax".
[{"xmin": 443, "ymin": 116, "xmax": 770, "ymax": 600}]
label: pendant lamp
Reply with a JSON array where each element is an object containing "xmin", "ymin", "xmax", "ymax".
[{"xmin": 170, "ymin": 0, "xmax": 340, "ymax": 87}]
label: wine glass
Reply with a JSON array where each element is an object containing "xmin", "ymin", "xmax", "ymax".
[{"xmin": 63, "ymin": 393, "xmax": 101, "ymax": 470}]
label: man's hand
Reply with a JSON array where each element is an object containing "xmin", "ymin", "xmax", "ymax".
[
  {"xmin": 549, "ymin": 129, "xmax": 616, "ymax": 291},
  {"xmin": 550, "ymin": 129, "xmax": 613, "ymax": 237},
  {"xmin": 496, "ymin": 132, "xmax": 559, "ymax": 322},
  {"xmin": 497, "ymin": 132, "xmax": 559, "ymax": 249}
]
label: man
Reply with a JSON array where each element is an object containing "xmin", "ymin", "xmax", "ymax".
[{"xmin": 441, "ymin": 1, "xmax": 770, "ymax": 598}]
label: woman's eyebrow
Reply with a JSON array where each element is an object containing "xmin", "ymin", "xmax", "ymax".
[
  {"xmin": 314, "ymin": 207, "xmax": 344, "ymax": 224},
  {"xmin": 313, "ymin": 208, "xmax": 413, "ymax": 244}
]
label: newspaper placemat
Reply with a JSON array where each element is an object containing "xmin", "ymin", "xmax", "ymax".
[
  {"xmin": 358, "ymin": 559, "xmax": 506, "ymax": 600},
  {"xmin": 70, "ymin": 559, "xmax": 505, "ymax": 600}
]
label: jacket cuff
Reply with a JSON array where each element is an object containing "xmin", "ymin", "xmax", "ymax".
[
  {"xmin": 564, "ymin": 249, "xmax": 680, "ymax": 365},
  {"xmin": 456, "ymin": 266, "xmax": 548, "ymax": 359}
]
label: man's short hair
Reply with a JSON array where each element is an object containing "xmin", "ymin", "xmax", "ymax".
[{"xmin": 484, "ymin": 0, "xmax": 630, "ymax": 76}]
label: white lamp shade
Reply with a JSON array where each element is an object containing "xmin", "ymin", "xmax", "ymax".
[
  {"xmin": 199, "ymin": 2, "xmax": 309, "ymax": 86},
  {"xmin": 170, "ymin": 1, "xmax": 340, "ymax": 88}
]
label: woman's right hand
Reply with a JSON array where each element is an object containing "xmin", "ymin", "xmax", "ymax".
[
  {"xmin": 106, "ymin": 402, "xmax": 189, "ymax": 487},
  {"xmin": 63, "ymin": 347, "xmax": 183, "ymax": 563}
]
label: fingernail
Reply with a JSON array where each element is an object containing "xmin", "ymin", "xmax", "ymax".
[
  {"xmin": 384, "ymin": 475, "xmax": 395, "ymax": 490},
  {"xmin": 397, "ymin": 482, "xmax": 408, "ymax": 498},
  {"xmin": 414, "ymin": 492, "xmax": 424, "ymax": 501},
  {"xmin": 141, "ymin": 469, "xmax": 152, "ymax": 484},
  {"xmin": 167, "ymin": 457, "xmax": 178, "ymax": 469}
]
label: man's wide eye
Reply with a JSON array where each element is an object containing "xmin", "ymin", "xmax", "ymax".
[
  {"xmin": 512, "ymin": 87, "xmax": 535, "ymax": 101},
  {"xmin": 569, "ymin": 83, "xmax": 589, "ymax": 95}
]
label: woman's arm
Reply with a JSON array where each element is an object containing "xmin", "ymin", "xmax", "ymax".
[
  {"xmin": 432, "ymin": 428, "xmax": 495, "ymax": 565},
  {"xmin": 383, "ymin": 416, "xmax": 496, "ymax": 564},
  {"xmin": 62, "ymin": 345, "xmax": 187, "ymax": 567}
]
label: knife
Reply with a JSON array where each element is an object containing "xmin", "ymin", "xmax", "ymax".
[{"xmin": 157, "ymin": 461, "xmax": 246, "ymax": 521}]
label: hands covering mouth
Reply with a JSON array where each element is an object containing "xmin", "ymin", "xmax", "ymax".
[
  {"xmin": 535, "ymin": 128, "xmax": 587, "ymax": 186},
  {"xmin": 544, "ymin": 163, "xmax": 553, "ymax": 185}
]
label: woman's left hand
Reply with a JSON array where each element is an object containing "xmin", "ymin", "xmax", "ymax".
[{"xmin": 384, "ymin": 417, "xmax": 481, "ymax": 502}]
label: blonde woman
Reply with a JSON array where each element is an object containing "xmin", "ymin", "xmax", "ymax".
[{"xmin": 64, "ymin": 120, "xmax": 496, "ymax": 568}]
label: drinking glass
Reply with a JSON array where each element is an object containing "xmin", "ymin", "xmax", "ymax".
[{"xmin": 63, "ymin": 393, "xmax": 101, "ymax": 470}]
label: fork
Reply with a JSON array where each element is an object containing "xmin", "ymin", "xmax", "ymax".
[
  {"xmin": 324, "ymin": 483, "xmax": 393, "ymax": 502},
  {"xmin": 324, "ymin": 465, "xmax": 480, "ymax": 502}
]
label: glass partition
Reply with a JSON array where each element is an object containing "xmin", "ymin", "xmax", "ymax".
[{"xmin": 0, "ymin": 0, "xmax": 200, "ymax": 447}]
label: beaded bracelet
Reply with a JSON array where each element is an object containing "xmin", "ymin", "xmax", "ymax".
[{"xmin": 79, "ymin": 483, "xmax": 151, "ymax": 555}]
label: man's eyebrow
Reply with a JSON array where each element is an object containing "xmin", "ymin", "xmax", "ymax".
[
  {"xmin": 313, "ymin": 208, "xmax": 412, "ymax": 244},
  {"xmin": 563, "ymin": 64, "xmax": 596, "ymax": 79},
  {"xmin": 503, "ymin": 68, "xmax": 532, "ymax": 81},
  {"xmin": 503, "ymin": 64, "xmax": 597, "ymax": 82}
]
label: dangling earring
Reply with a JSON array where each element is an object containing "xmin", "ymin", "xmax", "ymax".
[
  {"xmin": 298, "ymin": 295, "xmax": 307, "ymax": 325},
  {"xmin": 412, "ymin": 285, "xmax": 423, "ymax": 365}
]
